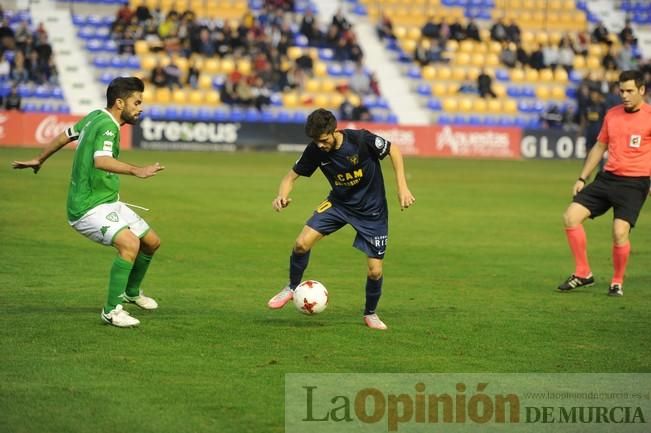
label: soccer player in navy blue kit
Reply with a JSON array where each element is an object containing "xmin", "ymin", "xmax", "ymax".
[{"xmin": 267, "ymin": 109, "xmax": 415, "ymax": 329}]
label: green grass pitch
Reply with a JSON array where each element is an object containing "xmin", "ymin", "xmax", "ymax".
[{"xmin": 1, "ymin": 147, "xmax": 650, "ymax": 433}]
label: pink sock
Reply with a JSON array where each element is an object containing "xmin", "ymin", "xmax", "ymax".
[
  {"xmin": 612, "ymin": 242, "xmax": 631, "ymax": 285},
  {"xmin": 565, "ymin": 226, "xmax": 591, "ymax": 278}
]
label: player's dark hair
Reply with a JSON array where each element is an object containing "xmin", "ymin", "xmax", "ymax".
[
  {"xmin": 619, "ymin": 70, "xmax": 645, "ymax": 88},
  {"xmin": 305, "ymin": 108, "xmax": 337, "ymax": 139},
  {"xmin": 106, "ymin": 77, "xmax": 145, "ymax": 107}
]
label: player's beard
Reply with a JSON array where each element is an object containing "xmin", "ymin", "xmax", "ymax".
[{"xmin": 122, "ymin": 111, "xmax": 140, "ymax": 124}]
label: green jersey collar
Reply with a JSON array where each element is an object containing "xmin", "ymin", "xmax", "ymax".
[{"xmin": 101, "ymin": 108, "xmax": 121, "ymax": 128}]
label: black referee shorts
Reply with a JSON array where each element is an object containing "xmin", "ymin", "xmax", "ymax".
[{"xmin": 574, "ymin": 171, "xmax": 650, "ymax": 227}]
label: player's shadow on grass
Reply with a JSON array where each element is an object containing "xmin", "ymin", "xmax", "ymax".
[{"xmin": 260, "ymin": 317, "xmax": 329, "ymax": 328}]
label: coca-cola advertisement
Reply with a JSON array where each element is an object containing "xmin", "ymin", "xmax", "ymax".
[{"xmin": 0, "ymin": 112, "xmax": 132, "ymax": 149}]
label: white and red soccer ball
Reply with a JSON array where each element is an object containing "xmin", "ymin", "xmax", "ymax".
[{"xmin": 293, "ymin": 280, "xmax": 328, "ymax": 315}]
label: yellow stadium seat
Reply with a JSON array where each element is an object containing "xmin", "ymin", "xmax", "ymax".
[
  {"xmin": 536, "ymin": 86, "xmax": 550, "ymax": 100},
  {"xmin": 539, "ymin": 68, "xmax": 554, "ymax": 82},
  {"xmin": 287, "ymin": 47, "xmax": 303, "ymax": 60},
  {"xmin": 446, "ymin": 39, "xmax": 459, "ymax": 51},
  {"xmin": 485, "ymin": 53, "xmax": 499, "ymax": 67},
  {"xmin": 458, "ymin": 97, "xmax": 473, "ymax": 112},
  {"xmin": 442, "ymin": 98, "xmax": 458, "ymax": 112},
  {"xmin": 459, "ymin": 40, "xmax": 476, "ymax": 53},
  {"xmin": 236, "ymin": 59, "xmax": 251, "ymax": 75},
  {"xmin": 437, "ymin": 66, "xmax": 452, "ymax": 80},
  {"xmin": 172, "ymin": 89, "xmax": 187, "ymax": 105},
  {"xmin": 510, "ymin": 69, "xmax": 525, "ymax": 82},
  {"xmin": 502, "ymin": 99, "xmax": 517, "ymax": 114},
  {"xmin": 431, "ymin": 83, "xmax": 447, "ymax": 97},
  {"xmin": 455, "ymin": 52, "xmax": 471, "ymax": 66},
  {"xmin": 305, "ymin": 79, "xmax": 320, "ymax": 93},
  {"xmin": 573, "ymin": 56, "xmax": 586, "ymax": 69},
  {"xmin": 535, "ymin": 32, "xmax": 549, "ymax": 45},
  {"xmin": 330, "ymin": 92, "xmax": 345, "ymax": 107},
  {"xmin": 451, "ymin": 67, "xmax": 466, "ymax": 81},
  {"xmin": 407, "ymin": 27, "xmax": 421, "ymax": 40},
  {"xmin": 142, "ymin": 86, "xmax": 154, "ymax": 103},
  {"xmin": 205, "ymin": 90, "xmax": 220, "ymax": 105},
  {"xmin": 401, "ymin": 39, "xmax": 417, "ymax": 53},
  {"xmin": 422, "ymin": 65, "xmax": 436, "ymax": 80},
  {"xmin": 470, "ymin": 53, "xmax": 485, "ymax": 67},
  {"xmin": 283, "ymin": 92, "xmax": 299, "ymax": 108},
  {"xmin": 493, "ymin": 83, "xmax": 506, "ymax": 98},
  {"xmin": 466, "ymin": 67, "xmax": 480, "ymax": 81},
  {"xmin": 393, "ymin": 26, "xmax": 407, "ymax": 39},
  {"xmin": 487, "ymin": 98, "xmax": 501, "ymax": 112},
  {"xmin": 198, "ymin": 74, "xmax": 212, "ymax": 90},
  {"xmin": 554, "ymin": 68, "xmax": 568, "ymax": 83},
  {"xmin": 586, "ymin": 56, "xmax": 600, "ymax": 69},
  {"xmin": 134, "ymin": 40, "xmax": 149, "ymax": 55},
  {"xmin": 588, "ymin": 44, "xmax": 604, "ymax": 57},
  {"xmin": 525, "ymin": 68, "xmax": 539, "ymax": 82},
  {"xmin": 203, "ymin": 58, "xmax": 220, "ymax": 74},
  {"xmin": 321, "ymin": 79, "xmax": 336, "ymax": 93},
  {"xmin": 140, "ymin": 54, "xmax": 158, "ymax": 71},
  {"xmin": 220, "ymin": 58, "xmax": 235, "ymax": 74},
  {"xmin": 314, "ymin": 61, "xmax": 328, "ymax": 77},
  {"xmin": 473, "ymin": 98, "xmax": 487, "ymax": 113},
  {"xmin": 314, "ymin": 93, "xmax": 329, "ymax": 108},
  {"xmin": 551, "ymin": 86, "xmax": 566, "ymax": 99},
  {"xmin": 188, "ymin": 89, "xmax": 203, "ymax": 105},
  {"xmin": 155, "ymin": 87, "xmax": 171, "ymax": 104}
]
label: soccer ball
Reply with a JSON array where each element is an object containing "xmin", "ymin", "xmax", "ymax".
[{"xmin": 293, "ymin": 280, "xmax": 328, "ymax": 315}]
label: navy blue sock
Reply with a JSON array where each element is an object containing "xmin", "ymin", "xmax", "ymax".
[
  {"xmin": 289, "ymin": 250, "xmax": 311, "ymax": 290},
  {"xmin": 364, "ymin": 276, "xmax": 383, "ymax": 315}
]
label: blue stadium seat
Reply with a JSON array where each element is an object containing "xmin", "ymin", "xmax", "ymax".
[
  {"xmin": 34, "ymin": 85, "xmax": 53, "ymax": 99},
  {"xmin": 495, "ymin": 69, "xmax": 510, "ymax": 81},
  {"xmin": 57, "ymin": 104, "xmax": 71, "ymax": 113},
  {"xmin": 23, "ymin": 102, "xmax": 38, "ymax": 112},
  {"xmin": 437, "ymin": 114, "xmax": 453, "ymax": 125},
  {"xmin": 318, "ymin": 49, "xmax": 334, "ymax": 61},
  {"xmin": 245, "ymin": 109, "xmax": 261, "ymax": 122},
  {"xmin": 148, "ymin": 106, "xmax": 165, "ymax": 119},
  {"xmin": 427, "ymin": 98, "xmax": 442, "ymax": 111},
  {"xmin": 407, "ymin": 66, "xmax": 421, "ymax": 79},
  {"xmin": 260, "ymin": 110, "xmax": 275, "ymax": 122},
  {"xmin": 164, "ymin": 106, "xmax": 181, "ymax": 120},
  {"xmin": 52, "ymin": 87, "xmax": 64, "ymax": 99},
  {"xmin": 86, "ymin": 39, "xmax": 103, "ymax": 53},
  {"xmin": 179, "ymin": 107, "xmax": 197, "ymax": 120},
  {"xmin": 18, "ymin": 84, "xmax": 34, "ymax": 97},
  {"xmin": 93, "ymin": 56, "xmax": 110, "ymax": 68},
  {"xmin": 196, "ymin": 107, "xmax": 214, "ymax": 121},
  {"xmin": 126, "ymin": 56, "xmax": 140, "ymax": 69}
]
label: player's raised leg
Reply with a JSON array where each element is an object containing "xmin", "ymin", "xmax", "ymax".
[
  {"xmin": 363, "ymin": 257, "xmax": 387, "ymax": 330},
  {"xmin": 268, "ymin": 225, "xmax": 323, "ymax": 309},
  {"xmin": 101, "ymin": 228, "xmax": 140, "ymax": 327},
  {"xmin": 558, "ymin": 203, "xmax": 594, "ymax": 291},
  {"xmin": 123, "ymin": 228, "xmax": 161, "ymax": 309}
]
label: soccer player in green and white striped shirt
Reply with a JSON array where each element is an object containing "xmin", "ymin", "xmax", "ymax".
[{"xmin": 13, "ymin": 77, "xmax": 164, "ymax": 327}]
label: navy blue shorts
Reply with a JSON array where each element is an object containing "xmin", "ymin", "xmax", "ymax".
[{"xmin": 306, "ymin": 200, "xmax": 388, "ymax": 259}]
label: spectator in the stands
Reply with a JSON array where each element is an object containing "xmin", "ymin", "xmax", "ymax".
[
  {"xmin": 26, "ymin": 50, "xmax": 45, "ymax": 84},
  {"xmin": 529, "ymin": 44, "xmax": 545, "ymax": 70},
  {"xmin": 558, "ymin": 37, "xmax": 575, "ymax": 73},
  {"xmin": 195, "ymin": 27, "xmax": 215, "ymax": 56},
  {"xmin": 339, "ymin": 96, "xmax": 355, "ymax": 120},
  {"xmin": 135, "ymin": 4, "xmax": 152, "ymax": 23},
  {"xmin": 573, "ymin": 31, "xmax": 589, "ymax": 56},
  {"xmin": 34, "ymin": 32, "xmax": 53, "ymax": 65},
  {"xmin": 4, "ymin": 84, "xmax": 21, "ymax": 111},
  {"xmin": 347, "ymin": 33, "xmax": 364, "ymax": 63},
  {"xmin": 186, "ymin": 59, "xmax": 199, "ymax": 89},
  {"xmin": 477, "ymin": 69, "xmax": 497, "ymax": 99},
  {"xmin": 150, "ymin": 64, "xmax": 167, "ymax": 88},
  {"xmin": 10, "ymin": 50, "xmax": 29, "ymax": 83},
  {"xmin": 601, "ymin": 43, "xmax": 618, "ymax": 71},
  {"xmin": 116, "ymin": 2, "xmax": 135, "ymax": 25},
  {"xmin": 449, "ymin": 18, "xmax": 465, "ymax": 41},
  {"xmin": 591, "ymin": 20, "xmax": 609, "ymax": 43},
  {"xmin": 421, "ymin": 16, "xmax": 439, "ymax": 40},
  {"xmin": 14, "ymin": 20, "xmax": 30, "ymax": 47},
  {"xmin": 506, "ymin": 19, "xmax": 521, "ymax": 44},
  {"xmin": 466, "ymin": 19, "xmax": 480, "ymax": 42},
  {"xmin": 299, "ymin": 9, "xmax": 320, "ymax": 45},
  {"xmin": 376, "ymin": 12, "xmax": 395, "ymax": 41},
  {"xmin": 515, "ymin": 43, "xmax": 529, "ymax": 67},
  {"xmin": 163, "ymin": 59, "xmax": 182, "ymax": 89},
  {"xmin": 295, "ymin": 52, "xmax": 313, "ymax": 75},
  {"xmin": 543, "ymin": 42, "xmax": 559, "ymax": 70},
  {"xmin": 0, "ymin": 18, "xmax": 15, "ymax": 50},
  {"xmin": 349, "ymin": 62, "xmax": 371, "ymax": 96},
  {"xmin": 500, "ymin": 41, "xmax": 517, "ymax": 68},
  {"xmin": 617, "ymin": 40, "xmax": 637, "ymax": 71},
  {"xmin": 332, "ymin": 8, "xmax": 351, "ymax": 33},
  {"xmin": 619, "ymin": 18, "xmax": 637, "ymax": 45},
  {"xmin": 490, "ymin": 18, "xmax": 508, "ymax": 43},
  {"xmin": 0, "ymin": 52, "xmax": 8, "ymax": 80},
  {"xmin": 414, "ymin": 38, "xmax": 444, "ymax": 66}
]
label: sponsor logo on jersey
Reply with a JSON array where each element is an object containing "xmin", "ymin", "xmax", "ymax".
[
  {"xmin": 347, "ymin": 154, "xmax": 359, "ymax": 165},
  {"xmin": 103, "ymin": 140, "xmax": 113, "ymax": 151},
  {"xmin": 334, "ymin": 169, "xmax": 363, "ymax": 186},
  {"xmin": 630, "ymin": 134, "xmax": 641, "ymax": 148},
  {"xmin": 106, "ymin": 212, "xmax": 119, "ymax": 222}
]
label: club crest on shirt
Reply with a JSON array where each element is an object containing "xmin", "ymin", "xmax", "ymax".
[
  {"xmin": 347, "ymin": 154, "xmax": 359, "ymax": 165},
  {"xmin": 106, "ymin": 212, "xmax": 119, "ymax": 222},
  {"xmin": 629, "ymin": 135, "xmax": 641, "ymax": 148}
]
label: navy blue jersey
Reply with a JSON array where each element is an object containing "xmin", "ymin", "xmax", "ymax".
[{"xmin": 293, "ymin": 129, "xmax": 391, "ymax": 216}]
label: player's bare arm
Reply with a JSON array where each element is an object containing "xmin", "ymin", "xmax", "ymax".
[
  {"xmin": 574, "ymin": 140, "xmax": 607, "ymax": 196},
  {"xmin": 388, "ymin": 144, "xmax": 415, "ymax": 210},
  {"xmin": 273, "ymin": 169, "xmax": 299, "ymax": 212},
  {"xmin": 12, "ymin": 131, "xmax": 75, "ymax": 173},
  {"xmin": 94, "ymin": 156, "xmax": 165, "ymax": 178}
]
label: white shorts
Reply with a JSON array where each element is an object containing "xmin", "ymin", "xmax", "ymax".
[{"xmin": 69, "ymin": 201, "xmax": 150, "ymax": 246}]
